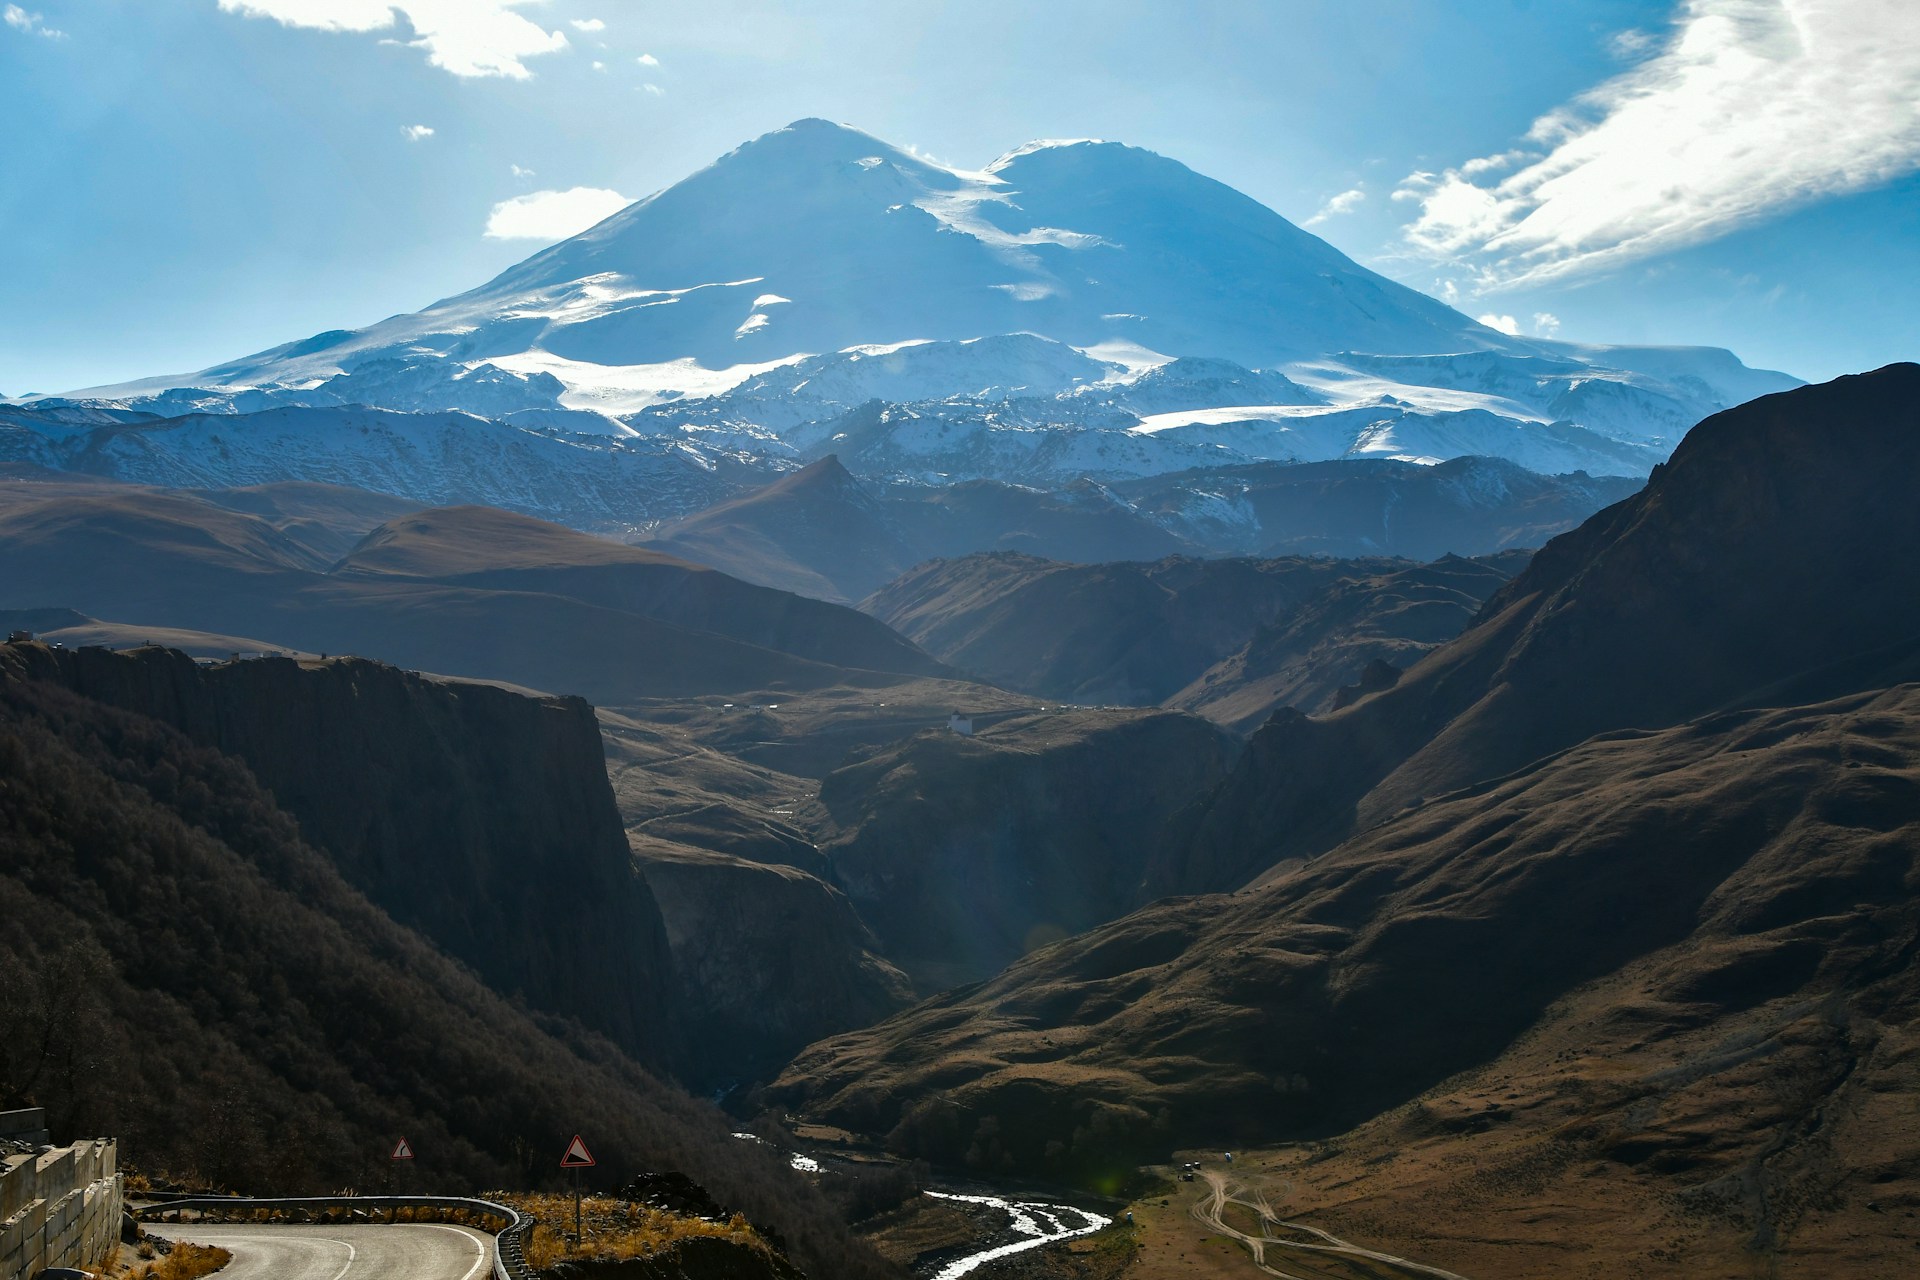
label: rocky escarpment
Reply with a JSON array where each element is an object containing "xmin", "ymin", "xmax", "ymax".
[
  {"xmin": 8, "ymin": 643, "xmax": 674, "ymax": 1061},
  {"xmin": 816, "ymin": 708, "xmax": 1235, "ymax": 989}
]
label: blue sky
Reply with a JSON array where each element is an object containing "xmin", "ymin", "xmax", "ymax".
[{"xmin": 2, "ymin": 0, "xmax": 1916, "ymax": 393}]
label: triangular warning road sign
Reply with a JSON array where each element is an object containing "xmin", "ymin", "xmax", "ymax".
[
  {"xmin": 391, "ymin": 1137, "xmax": 414, "ymax": 1161},
  {"xmin": 560, "ymin": 1134, "xmax": 595, "ymax": 1167}
]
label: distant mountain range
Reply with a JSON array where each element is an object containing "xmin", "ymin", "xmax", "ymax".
[{"xmin": 5, "ymin": 119, "xmax": 1795, "ymax": 533}]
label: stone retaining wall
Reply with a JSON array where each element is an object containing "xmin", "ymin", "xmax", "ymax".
[{"xmin": 0, "ymin": 1138, "xmax": 121, "ymax": 1280}]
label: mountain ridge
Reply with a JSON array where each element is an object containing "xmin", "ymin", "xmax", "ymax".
[{"xmin": 15, "ymin": 119, "xmax": 1796, "ymax": 496}]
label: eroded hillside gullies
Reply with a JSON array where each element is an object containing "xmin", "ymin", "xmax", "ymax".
[{"xmin": 8, "ymin": 643, "xmax": 676, "ymax": 1062}]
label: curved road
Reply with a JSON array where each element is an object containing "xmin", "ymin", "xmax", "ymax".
[{"xmin": 150, "ymin": 1221, "xmax": 494, "ymax": 1280}]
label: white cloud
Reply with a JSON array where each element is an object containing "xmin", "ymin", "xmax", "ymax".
[
  {"xmin": 1477, "ymin": 313, "xmax": 1522, "ymax": 336},
  {"xmin": 217, "ymin": 0, "xmax": 569, "ymax": 79},
  {"xmin": 1609, "ymin": 27, "xmax": 1660, "ymax": 59},
  {"xmin": 636, "ymin": 52, "xmax": 658, "ymax": 65},
  {"xmin": 401, "ymin": 123, "xmax": 434, "ymax": 142},
  {"xmin": 1303, "ymin": 187, "xmax": 1365, "ymax": 226},
  {"xmin": 485, "ymin": 186, "xmax": 631, "ymax": 241},
  {"xmin": 640, "ymin": 81, "xmax": 664, "ymax": 96},
  {"xmin": 511, "ymin": 163, "xmax": 535, "ymax": 178},
  {"xmin": 1398, "ymin": 0, "xmax": 1920, "ymax": 289},
  {"xmin": 4, "ymin": 4, "xmax": 67, "ymax": 38},
  {"xmin": 1532, "ymin": 311, "xmax": 1562, "ymax": 336},
  {"xmin": 591, "ymin": 59, "xmax": 604, "ymax": 71},
  {"xmin": 570, "ymin": 17, "xmax": 604, "ymax": 32}
]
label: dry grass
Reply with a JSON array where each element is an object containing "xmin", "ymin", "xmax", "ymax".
[
  {"xmin": 500, "ymin": 1192, "xmax": 769, "ymax": 1270},
  {"xmin": 130, "ymin": 1242, "xmax": 231, "ymax": 1280}
]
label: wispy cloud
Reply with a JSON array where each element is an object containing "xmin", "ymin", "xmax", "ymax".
[
  {"xmin": 4, "ymin": 4, "xmax": 66, "ymax": 38},
  {"xmin": 640, "ymin": 82, "xmax": 664, "ymax": 96},
  {"xmin": 1397, "ymin": 0, "xmax": 1920, "ymax": 289},
  {"xmin": 570, "ymin": 17, "xmax": 604, "ymax": 33},
  {"xmin": 401, "ymin": 123, "xmax": 434, "ymax": 142},
  {"xmin": 485, "ymin": 187, "xmax": 631, "ymax": 241},
  {"xmin": 510, "ymin": 163, "xmax": 535, "ymax": 178},
  {"xmin": 217, "ymin": 0, "xmax": 569, "ymax": 79},
  {"xmin": 1304, "ymin": 187, "xmax": 1365, "ymax": 227}
]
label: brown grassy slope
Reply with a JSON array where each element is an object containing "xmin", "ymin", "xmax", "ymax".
[
  {"xmin": 1167, "ymin": 362, "xmax": 1920, "ymax": 895},
  {"xmin": 1166, "ymin": 550, "xmax": 1527, "ymax": 728},
  {"xmin": 863, "ymin": 553, "xmax": 1386, "ymax": 707},
  {"xmin": 337, "ymin": 503, "xmax": 945, "ymax": 677},
  {"xmin": 0, "ymin": 486, "xmax": 948, "ymax": 702},
  {"xmin": 768, "ymin": 683, "xmax": 1920, "ymax": 1208},
  {"xmin": 0, "ymin": 661, "xmax": 899, "ymax": 1280},
  {"xmin": 644, "ymin": 456, "xmax": 910, "ymax": 604},
  {"xmin": 181, "ymin": 481, "xmax": 423, "ymax": 563}
]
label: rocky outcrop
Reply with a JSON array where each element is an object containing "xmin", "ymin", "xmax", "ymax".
[{"xmin": 7, "ymin": 643, "xmax": 674, "ymax": 1060}]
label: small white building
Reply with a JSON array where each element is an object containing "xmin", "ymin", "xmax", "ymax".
[{"xmin": 948, "ymin": 712, "xmax": 974, "ymax": 736}]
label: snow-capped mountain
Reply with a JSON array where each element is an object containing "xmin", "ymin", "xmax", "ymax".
[{"xmin": 22, "ymin": 118, "xmax": 1797, "ymax": 491}]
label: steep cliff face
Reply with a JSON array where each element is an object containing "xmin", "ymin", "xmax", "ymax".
[
  {"xmin": 8, "ymin": 644, "xmax": 674, "ymax": 1061},
  {"xmin": 632, "ymin": 839, "xmax": 912, "ymax": 1087},
  {"xmin": 816, "ymin": 709, "xmax": 1235, "ymax": 988}
]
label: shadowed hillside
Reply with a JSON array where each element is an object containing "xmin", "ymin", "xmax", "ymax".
[
  {"xmin": 0, "ymin": 644, "xmax": 898, "ymax": 1280},
  {"xmin": 11, "ymin": 642, "xmax": 674, "ymax": 1061}
]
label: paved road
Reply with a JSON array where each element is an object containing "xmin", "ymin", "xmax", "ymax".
[{"xmin": 150, "ymin": 1221, "xmax": 494, "ymax": 1280}]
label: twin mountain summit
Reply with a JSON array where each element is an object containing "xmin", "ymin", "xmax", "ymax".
[{"xmin": 3, "ymin": 118, "xmax": 1915, "ymax": 1279}]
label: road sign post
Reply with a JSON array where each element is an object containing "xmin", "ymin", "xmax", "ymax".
[
  {"xmin": 561, "ymin": 1134, "xmax": 595, "ymax": 1245},
  {"xmin": 390, "ymin": 1137, "xmax": 414, "ymax": 1203}
]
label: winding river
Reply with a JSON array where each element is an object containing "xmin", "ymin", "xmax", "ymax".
[{"xmin": 923, "ymin": 1190, "xmax": 1112, "ymax": 1278}]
